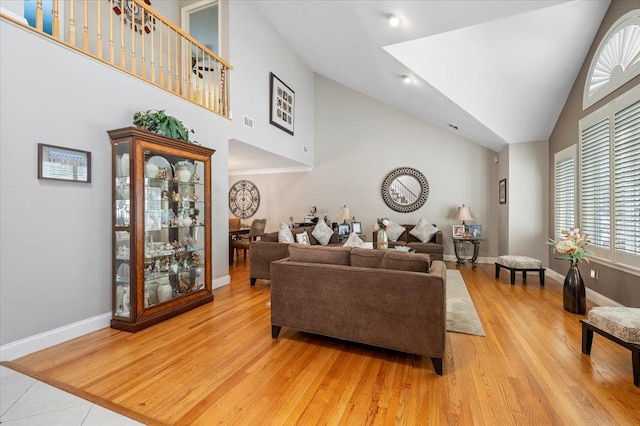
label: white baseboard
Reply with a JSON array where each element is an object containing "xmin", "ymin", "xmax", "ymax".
[
  {"xmin": 213, "ymin": 275, "xmax": 230, "ymax": 289},
  {"xmin": 443, "ymin": 255, "xmax": 497, "ymax": 264},
  {"xmin": 0, "ymin": 313, "xmax": 111, "ymax": 362},
  {"xmin": 2, "ymin": 277, "xmax": 232, "ymax": 361},
  {"xmin": 546, "ymin": 269, "xmax": 622, "ymax": 307}
]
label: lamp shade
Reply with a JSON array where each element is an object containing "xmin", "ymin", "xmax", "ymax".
[
  {"xmin": 338, "ymin": 206, "xmax": 351, "ymax": 222},
  {"xmin": 455, "ymin": 205, "xmax": 475, "ymax": 221}
]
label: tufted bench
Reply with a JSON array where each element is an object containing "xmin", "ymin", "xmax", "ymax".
[
  {"xmin": 581, "ymin": 307, "xmax": 640, "ymax": 387},
  {"xmin": 495, "ymin": 255, "xmax": 545, "ymax": 286}
]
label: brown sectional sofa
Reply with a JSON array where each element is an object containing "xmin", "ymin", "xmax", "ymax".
[
  {"xmin": 248, "ymin": 225, "xmax": 341, "ymax": 286},
  {"xmin": 270, "ymin": 244, "xmax": 447, "ymax": 375},
  {"xmin": 372, "ymin": 224, "xmax": 444, "ymax": 261}
]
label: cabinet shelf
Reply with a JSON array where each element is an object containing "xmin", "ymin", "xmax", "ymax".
[{"xmin": 109, "ymin": 127, "xmax": 215, "ymax": 333}]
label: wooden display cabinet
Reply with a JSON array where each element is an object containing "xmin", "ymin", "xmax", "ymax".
[{"xmin": 108, "ymin": 127, "xmax": 215, "ymax": 332}]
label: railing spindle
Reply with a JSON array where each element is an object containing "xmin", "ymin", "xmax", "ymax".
[
  {"xmin": 119, "ymin": 1, "xmax": 125, "ymax": 68},
  {"xmin": 151, "ymin": 14, "xmax": 155, "ymax": 84},
  {"xmin": 83, "ymin": 0, "xmax": 88, "ymax": 51},
  {"xmin": 69, "ymin": 0, "xmax": 76, "ymax": 46},
  {"xmin": 109, "ymin": 0, "xmax": 114, "ymax": 63},
  {"xmin": 36, "ymin": 0, "xmax": 43, "ymax": 32},
  {"xmin": 130, "ymin": 4, "xmax": 136, "ymax": 75},
  {"xmin": 141, "ymin": 9, "xmax": 146, "ymax": 79},
  {"xmin": 174, "ymin": 30, "xmax": 179, "ymax": 94},
  {"xmin": 52, "ymin": 0, "xmax": 60, "ymax": 39},
  {"xmin": 96, "ymin": 0, "xmax": 102, "ymax": 59}
]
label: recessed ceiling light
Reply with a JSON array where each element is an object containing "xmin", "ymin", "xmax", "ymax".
[
  {"xmin": 402, "ymin": 75, "xmax": 413, "ymax": 84},
  {"xmin": 388, "ymin": 14, "xmax": 402, "ymax": 27}
]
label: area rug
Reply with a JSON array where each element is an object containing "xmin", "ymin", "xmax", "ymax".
[{"xmin": 446, "ymin": 269, "xmax": 485, "ymax": 336}]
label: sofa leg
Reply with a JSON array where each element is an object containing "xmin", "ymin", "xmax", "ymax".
[
  {"xmin": 272, "ymin": 325, "xmax": 281, "ymax": 339},
  {"xmin": 582, "ymin": 321, "xmax": 593, "ymax": 355},
  {"xmin": 495, "ymin": 263, "xmax": 500, "ymax": 279},
  {"xmin": 250, "ymin": 278, "xmax": 257, "ymax": 286},
  {"xmin": 431, "ymin": 357, "xmax": 443, "ymax": 376}
]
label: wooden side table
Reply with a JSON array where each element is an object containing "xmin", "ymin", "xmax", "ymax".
[{"xmin": 452, "ymin": 237, "xmax": 484, "ymax": 268}]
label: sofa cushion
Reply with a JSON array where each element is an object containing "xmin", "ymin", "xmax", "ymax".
[
  {"xmin": 278, "ymin": 222, "xmax": 295, "ymax": 243},
  {"xmin": 386, "ymin": 220, "xmax": 406, "ymax": 242},
  {"xmin": 289, "ymin": 243, "xmax": 352, "ymax": 265},
  {"xmin": 343, "ymin": 232, "xmax": 367, "ymax": 248},
  {"xmin": 312, "ymin": 219, "xmax": 334, "ymax": 245},
  {"xmin": 351, "ymin": 247, "xmax": 386, "ymax": 268},
  {"xmin": 380, "ymin": 251, "xmax": 430, "ymax": 273},
  {"xmin": 261, "ymin": 231, "xmax": 279, "ymax": 242},
  {"xmin": 295, "ymin": 231, "xmax": 311, "ymax": 245},
  {"xmin": 409, "ymin": 218, "xmax": 439, "ymax": 243}
]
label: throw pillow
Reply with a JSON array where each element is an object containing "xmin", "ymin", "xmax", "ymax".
[
  {"xmin": 342, "ymin": 232, "xmax": 368, "ymax": 248},
  {"xmin": 312, "ymin": 219, "xmax": 334, "ymax": 245},
  {"xmin": 295, "ymin": 231, "xmax": 311, "ymax": 245},
  {"xmin": 385, "ymin": 220, "xmax": 406, "ymax": 242},
  {"xmin": 278, "ymin": 222, "xmax": 294, "ymax": 243},
  {"xmin": 409, "ymin": 218, "xmax": 439, "ymax": 243}
]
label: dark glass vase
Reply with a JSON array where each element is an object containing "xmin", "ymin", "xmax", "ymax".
[{"xmin": 563, "ymin": 265, "xmax": 586, "ymax": 314}]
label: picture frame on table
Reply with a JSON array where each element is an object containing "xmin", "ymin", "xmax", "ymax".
[
  {"xmin": 469, "ymin": 225, "xmax": 482, "ymax": 238},
  {"xmin": 499, "ymin": 178, "xmax": 507, "ymax": 204},
  {"xmin": 269, "ymin": 72, "xmax": 295, "ymax": 135},
  {"xmin": 452, "ymin": 225, "xmax": 465, "ymax": 238},
  {"xmin": 338, "ymin": 223, "xmax": 350, "ymax": 236},
  {"xmin": 352, "ymin": 222, "xmax": 362, "ymax": 234},
  {"xmin": 37, "ymin": 143, "xmax": 91, "ymax": 183}
]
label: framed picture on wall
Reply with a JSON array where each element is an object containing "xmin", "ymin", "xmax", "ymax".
[
  {"xmin": 38, "ymin": 143, "xmax": 91, "ymax": 183},
  {"xmin": 499, "ymin": 178, "xmax": 507, "ymax": 204},
  {"xmin": 269, "ymin": 72, "xmax": 295, "ymax": 135}
]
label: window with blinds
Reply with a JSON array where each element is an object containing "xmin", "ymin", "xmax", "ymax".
[
  {"xmin": 554, "ymin": 147, "xmax": 576, "ymax": 239},
  {"xmin": 578, "ymin": 85, "xmax": 640, "ymax": 270},
  {"xmin": 580, "ymin": 118, "xmax": 611, "ymax": 250},
  {"xmin": 613, "ymin": 101, "xmax": 640, "ymax": 256}
]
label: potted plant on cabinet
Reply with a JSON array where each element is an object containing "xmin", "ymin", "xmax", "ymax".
[{"xmin": 132, "ymin": 109, "xmax": 198, "ymax": 144}]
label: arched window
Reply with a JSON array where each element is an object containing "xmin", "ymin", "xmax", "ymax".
[{"xmin": 583, "ymin": 10, "xmax": 640, "ymax": 110}]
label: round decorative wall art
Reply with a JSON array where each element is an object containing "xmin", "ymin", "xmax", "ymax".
[
  {"xmin": 229, "ymin": 180, "xmax": 260, "ymax": 219},
  {"xmin": 381, "ymin": 167, "xmax": 429, "ymax": 213}
]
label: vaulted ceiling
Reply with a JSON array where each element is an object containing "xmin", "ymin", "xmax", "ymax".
[{"xmin": 250, "ymin": 0, "xmax": 610, "ymax": 152}]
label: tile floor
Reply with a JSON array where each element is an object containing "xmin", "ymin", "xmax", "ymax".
[{"xmin": 1, "ymin": 366, "xmax": 143, "ymax": 425}]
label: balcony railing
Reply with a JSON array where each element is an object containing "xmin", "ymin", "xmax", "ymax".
[{"xmin": 1, "ymin": 0, "xmax": 231, "ymax": 118}]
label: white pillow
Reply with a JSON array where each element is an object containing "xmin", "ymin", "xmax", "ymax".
[
  {"xmin": 385, "ymin": 220, "xmax": 406, "ymax": 242},
  {"xmin": 342, "ymin": 232, "xmax": 368, "ymax": 248},
  {"xmin": 278, "ymin": 222, "xmax": 294, "ymax": 243},
  {"xmin": 409, "ymin": 218, "xmax": 439, "ymax": 243},
  {"xmin": 312, "ymin": 219, "xmax": 334, "ymax": 245},
  {"xmin": 295, "ymin": 231, "xmax": 311, "ymax": 245}
]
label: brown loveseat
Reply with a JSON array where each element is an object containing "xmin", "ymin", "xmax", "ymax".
[
  {"xmin": 248, "ymin": 225, "xmax": 341, "ymax": 286},
  {"xmin": 372, "ymin": 224, "xmax": 443, "ymax": 261},
  {"xmin": 270, "ymin": 244, "xmax": 447, "ymax": 375}
]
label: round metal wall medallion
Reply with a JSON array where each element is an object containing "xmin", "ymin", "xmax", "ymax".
[
  {"xmin": 229, "ymin": 180, "xmax": 260, "ymax": 219},
  {"xmin": 381, "ymin": 167, "xmax": 429, "ymax": 213}
]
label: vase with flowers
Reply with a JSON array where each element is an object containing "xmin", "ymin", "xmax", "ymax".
[
  {"xmin": 374, "ymin": 218, "xmax": 390, "ymax": 249},
  {"xmin": 547, "ymin": 228, "xmax": 594, "ymax": 314}
]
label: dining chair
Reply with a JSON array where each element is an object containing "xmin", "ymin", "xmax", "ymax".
[
  {"xmin": 234, "ymin": 218, "xmax": 267, "ymax": 260},
  {"xmin": 229, "ymin": 217, "xmax": 241, "ymax": 229}
]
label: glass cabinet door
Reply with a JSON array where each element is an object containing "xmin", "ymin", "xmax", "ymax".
[
  {"xmin": 114, "ymin": 141, "xmax": 131, "ymax": 319},
  {"xmin": 142, "ymin": 149, "xmax": 206, "ymax": 308}
]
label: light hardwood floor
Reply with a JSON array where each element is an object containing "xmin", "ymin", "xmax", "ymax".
[{"xmin": 3, "ymin": 260, "xmax": 639, "ymax": 425}]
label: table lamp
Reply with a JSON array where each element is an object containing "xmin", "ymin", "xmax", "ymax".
[
  {"xmin": 338, "ymin": 205, "xmax": 351, "ymax": 225},
  {"xmin": 455, "ymin": 204, "xmax": 475, "ymax": 233}
]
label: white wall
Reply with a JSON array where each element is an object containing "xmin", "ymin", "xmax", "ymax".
[
  {"xmin": 0, "ymin": 21, "xmax": 231, "ymax": 347},
  {"xmin": 497, "ymin": 146, "xmax": 510, "ymax": 255},
  {"xmin": 226, "ymin": 0, "xmax": 315, "ymax": 167},
  {"xmin": 231, "ymin": 75, "xmax": 500, "ymax": 259},
  {"xmin": 508, "ymin": 141, "xmax": 549, "ymax": 264}
]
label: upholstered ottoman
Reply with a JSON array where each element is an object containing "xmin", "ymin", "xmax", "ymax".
[
  {"xmin": 581, "ymin": 307, "xmax": 640, "ymax": 387},
  {"xmin": 495, "ymin": 255, "xmax": 545, "ymax": 286}
]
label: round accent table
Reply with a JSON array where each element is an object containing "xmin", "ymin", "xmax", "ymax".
[{"xmin": 452, "ymin": 237, "xmax": 484, "ymax": 268}]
